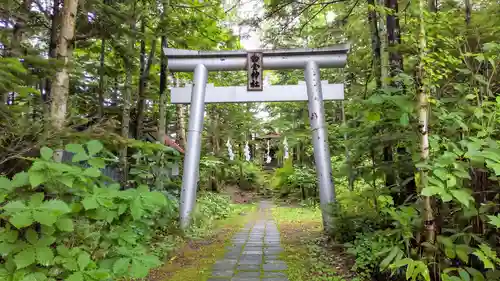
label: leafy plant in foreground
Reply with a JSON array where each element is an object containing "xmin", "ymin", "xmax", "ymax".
[{"xmin": 0, "ymin": 140, "xmax": 171, "ymax": 280}]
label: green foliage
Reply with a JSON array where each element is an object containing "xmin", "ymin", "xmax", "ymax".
[
  {"xmin": 187, "ymin": 193, "xmax": 235, "ymax": 238},
  {"xmin": 346, "ymin": 232, "xmax": 398, "ymax": 280},
  {"xmin": 271, "ymin": 159, "xmax": 318, "ymax": 199},
  {"xmin": 0, "ymin": 140, "xmax": 231, "ymax": 280},
  {"xmin": 128, "ymin": 139, "xmax": 181, "ymax": 190}
]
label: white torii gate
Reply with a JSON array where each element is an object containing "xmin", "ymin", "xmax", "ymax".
[{"xmin": 165, "ymin": 45, "xmax": 350, "ymax": 231}]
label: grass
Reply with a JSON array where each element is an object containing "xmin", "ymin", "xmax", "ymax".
[
  {"xmin": 272, "ymin": 204, "xmax": 357, "ymax": 281},
  {"xmin": 147, "ymin": 203, "xmax": 257, "ymax": 281}
]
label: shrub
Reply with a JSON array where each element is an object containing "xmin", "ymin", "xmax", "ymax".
[
  {"xmin": 346, "ymin": 232, "xmax": 398, "ymax": 281},
  {"xmin": 0, "ymin": 140, "xmax": 177, "ymax": 280}
]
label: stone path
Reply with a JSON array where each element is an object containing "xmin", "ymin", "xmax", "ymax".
[{"xmin": 208, "ymin": 201, "xmax": 288, "ymax": 281}]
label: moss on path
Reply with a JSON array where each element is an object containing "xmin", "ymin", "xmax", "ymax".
[
  {"xmin": 272, "ymin": 205, "xmax": 357, "ymax": 281},
  {"xmin": 146, "ymin": 204, "xmax": 257, "ymax": 281}
]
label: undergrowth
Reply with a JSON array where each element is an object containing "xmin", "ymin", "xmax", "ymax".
[
  {"xmin": 272, "ymin": 205, "xmax": 357, "ymax": 281},
  {"xmin": 0, "ymin": 140, "xmax": 243, "ymax": 281}
]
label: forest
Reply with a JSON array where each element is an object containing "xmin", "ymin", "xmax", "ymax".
[{"xmin": 0, "ymin": 0, "xmax": 499, "ymax": 280}]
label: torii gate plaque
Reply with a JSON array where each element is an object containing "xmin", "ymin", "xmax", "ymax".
[{"xmin": 165, "ymin": 45, "xmax": 350, "ymax": 231}]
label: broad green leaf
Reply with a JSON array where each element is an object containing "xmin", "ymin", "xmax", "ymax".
[
  {"xmin": 143, "ymin": 192, "xmax": 167, "ymax": 207},
  {"xmin": 437, "ymin": 235, "xmax": 454, "ymax": 248},
  {"xmin": 445, "ymin": 247, "xmax": 456, "ymax": 259},
  {"xmin": 428, "ymin": 176, "xmax": 445, "ymax": 188},
  {"xmin": 72, "ymin": 153, "xmax": 89, "ymax": 162},
  {"xmin": 37, "ymin": 235, "xmax": 56, "ymax": 247},
  {"xmin": 77, "ymin": 252, "xmax": 90, "ymax": 270},
  {"xmin": 472, "ymin": 250, "xmax": 494, "ymax": 269},
  {"xmin": 40, "ymin": 147, "xmax": 53, "ymax": 161},
  {"xmin": 446, "ymin": 176, "xmax": 457, "ymax": 188},
  {"xmin": 33, "ymin": 210, "xmax": 57, "ymax": 226},
  {"xmin": 57, "ymin": 176, "xmax": 74, "ymax": 188},
  {"xmin": 30, "ymin": 193, "xmax": 45, "ymax": 207},
  {"xmin": 88, "ymin": 270, "xmax": 110, "ymax": 279},
  {"xmin": 487, "ymin": 215, "xmax": 500, "ymax": 228},
  {"xmin": 29, "ymin": 170, "xmax": 46, "ymax": 187},
  {"xmin": 86, "ymin": 140, "xmax": 104, "ymax": 156},
  {"xmin": 3, "ymin": 200, "xmax": 27, "ymax": 213},
  {"xmin": 36, "ymin": 246, "xmax": 54, "ymax": 266},
  {"xmin": 130, "ymin": 259, "xmax": 149, "ymax": 278},
  {"xmin": 450, "ymin": 190, "xmax": 473, "ymax": 208},
  {"xmin": 406, "ymin": 259, "xmax": 416, "ymax": 280},
  {"xmin": 459, "ymin": 269, "xmax": 471, "ymax": 281},
  {"xmin": 10, "ymin": 211, "xmax": 34, "ymax": 228},
  {"xmin": 433, "ymin": 169, "xmax": 448, "ymax": 181},
  {"xmin": 83, "ymin": 167, "xmax": 101, "ymax": 178},
  {"xmin": 66, "ymin": 272, "xmax": 84, "ymax": 281},
  {"xmin": 25, "ymin": 228, "xmax": 38, "ymax": 245},
  {"xmin": 441, "ymin": 191, "xmax": 453, "ymax": 202},
  {"xmin": 130, "ymin": 198, "xmax": 143, "ymax": 220},
  {"xmin": 421, "ymin": 186, "xmax": 441, "ymax": 196},
  {"xmin": 82, "ymin": 197, "xmax": 99, "ymax": 210},
  {"xmin": 11, "ymin": 172, "xmax": 29, "ymax": 188},
  {"xmin": 56, "ymin": 217, "xmax": 74, "ymax": 232},
  {"xmin": 14, "ymin": 247, "xmax": 36, "ymax": 269},
  {"xmin": 486, "ymin": 160, "xmax": 500, "ymax": 176},
  {"xmin": 478, "ymin": 243, "xmax": 497, "ymax": 259},
  {"xmin": 21, "ymin": 272, "xmax": 48, "ymax": 281},
  {"xmin": 380, "ymin": 246, "xmax": 399, "ymax": 269},
  {"xmin": 390, "ymin": 257, "xmax": 412, "ymax": 268},
  {"xmin": 0, "ymin": 242, "xmax": 16, "ymax": 256},
  {"xmin": 452, "ymin": 169, "xmax": 471, "ymax": 179},
  {"xmin": 456, "ymin": 244, "xmax": 471, "ymax": 263},
  {"xmin": 465, "ymin": 267, "xmax": 485, "ymax": 281},
  {"xmin": 0, "ymin": 177, "xmax": 11, "ymax": 191},
  {"xmin": 113, "ymin": 258, "xmax": 130, "ymax": 275},
  {"xmin": 65, "ymin": 144, "xmax": 86, "ymax": 154},
  {"xmin": 40, "ymin": 200, "xmax": 71, "ymax": 214},
  {"xmin": 2, "ymin": 228, "xmax": 19, "ymax": 243},
  {"xmin": 88, "ymin": 158, "xmax": 106, "ymax": 169}
]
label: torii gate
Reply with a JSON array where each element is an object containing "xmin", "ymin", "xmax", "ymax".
[{"xmin": 165, "ymin": 45, "xmax": 350, "ymax": 231}]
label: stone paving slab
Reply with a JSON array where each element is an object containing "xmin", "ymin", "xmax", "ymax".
[{"xmin": 208, "ymin": 201, "xmax": 289, "ymax": 281}]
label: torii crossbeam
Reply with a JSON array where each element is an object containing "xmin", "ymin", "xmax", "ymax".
[{"xmin": 165, "ymin": 44, "xmax": 350, "ymax": 232}]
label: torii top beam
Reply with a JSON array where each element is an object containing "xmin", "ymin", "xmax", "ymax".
[{"xmin": 164, "ymin": 44, "xmax": 350, "ymax": 72}]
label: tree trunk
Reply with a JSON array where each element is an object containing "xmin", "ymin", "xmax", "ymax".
[
  {"xmin": 176, "ymin": 104, "xmax": 187, "ymax": 148},
  {"xmin": 111, "ymin": 77, "xmax": 118, "ymax": 106},
  {"xmin": 428, "ymin": 0, "xmax": 437, "ymax": 12},
  {"xmin": 135, "ymin": 21, "xmax": 146, "ymax": 139},
  {"xmin": 383, "ymin": 145, "xmax": 395, "ymax": 187},
  {"xmin": 44, "ymin": 0, "xmax": 61, "ymax": 109},
  {"xmin": 342, "ymin": 101, "xmax": 354, "ymax": 190},
  {"xmin": 120, "ymin": 6, "xmax": 136, "ymax": 185},
  {"xmin": 377, "ymin": 0, "xmax": 389, "ymax": 88},
  {"xmin": 417, "ymin": 0, "xmax": 436, "ymax": 245},
  {"xmin": 464, "ymin": 0, "xmax": 471, "ymax": 25},
  {"xmin": 50, "ymin": 0, "xmax": 79, "ymax": 162},
  {"xmin": 158, "ymin": 0, "xmax": 168, "ymax": 147},
  {"xmin": 367, "ymin": 0, "xmax": 381, "ymax": 88},
  {"xmin": 98, "ymin": 37, "xmax": 106, "ymax": 118},
  {"xmin": 136, "ymin": 38, "xmax": 157, "ymax": 139},
  {"xmin": 385, "ymin": 0, "xmax": 404, "ymax": 82}
]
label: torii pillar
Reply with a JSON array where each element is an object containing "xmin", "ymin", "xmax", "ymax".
[{"xmin": 165, "ymin": 45, "xmax": 350, "ymax": 232}]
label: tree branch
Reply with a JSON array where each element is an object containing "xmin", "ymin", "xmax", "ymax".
[
  {"xmin": 340, "ymin": 0, "xmax": 360, "ymax": 23},
  {"xmin": 33, "ymin": 0, "xmax": 51, "ymax": 21},
  {"xmin": 298, "ymin": 2, "xmax": 330, "ymax": 35}
]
